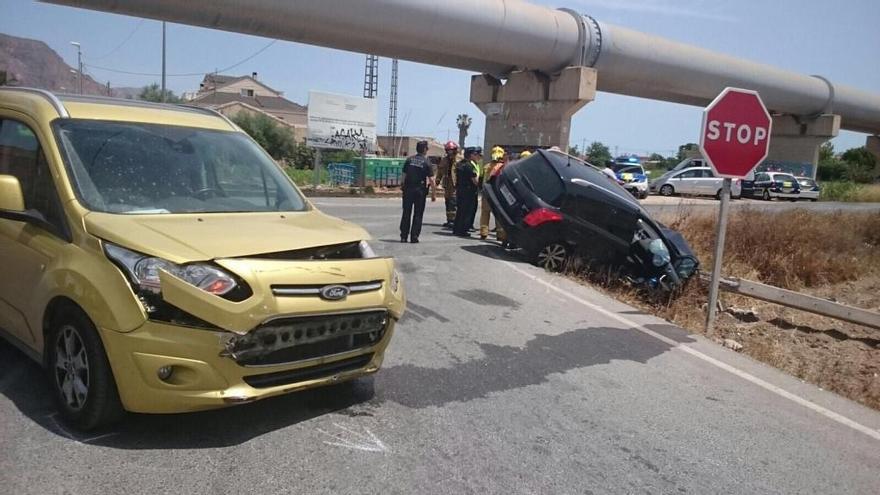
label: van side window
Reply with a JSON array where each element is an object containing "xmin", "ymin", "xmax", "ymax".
[
  {"xmin": 678, "ymin": 169, "xmax": 700, "ymax": 179},
  {"xmin": 0, "ymin": 119, "xmax": 67, "ymax": 236}
]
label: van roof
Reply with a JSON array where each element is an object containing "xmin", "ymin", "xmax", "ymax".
[{"xmin": 0, "ymin": 87, "xmax": 236, "ymax": 131}]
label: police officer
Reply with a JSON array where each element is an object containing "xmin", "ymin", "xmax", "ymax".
[
  {"xmin": 399, "ymin": 140, "xmax": 435, "ymax": 243},
  {"xmin": 453, "ymin": 147, "xmax": 481, "ymax": 237},
  {"xmin": 468, "ymin": 147, "xmax": 483, "ymax": 231},
  {"xmin": 436, "ymin": 141, "xmax": 459, "ymax": 227}
]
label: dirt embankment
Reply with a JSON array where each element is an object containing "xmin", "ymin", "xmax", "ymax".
[{"xmin": 579, "ymin": 208, "xmax": 880, "ymax": 410}]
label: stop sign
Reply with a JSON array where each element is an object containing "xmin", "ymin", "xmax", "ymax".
[{"xmin": 699, "ymin": 87, "xmax": 772, "ymax": 178}]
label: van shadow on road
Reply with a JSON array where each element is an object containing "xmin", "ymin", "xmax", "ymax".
[
  {"xmin": 0, "ymin": 324, "xmax": 691, "ymax": 450},
  {"xmin": 374, "ymin": 325, "xmax": 693, "ymax": 409}
]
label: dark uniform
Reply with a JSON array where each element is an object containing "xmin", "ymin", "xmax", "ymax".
[
  {"xmin": 453, "ymin": 151, "xmax": 480, "ymax": 236},
  {"xmin": 399, "ymin": 151, "xmax": 433, "ymax": 243}
]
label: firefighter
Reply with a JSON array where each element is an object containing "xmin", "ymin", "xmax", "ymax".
[
  {"xmin": 399, "ymin": 140, "xmax": 435, "ymax": 243},
  {"xmin": 480, "ymin": 146, "xmax": 506, "ymax": 240},
  {"xmin": 453, "ymin": 146, "xmax": 481, "ymax": 237},
  {"xmin": 436, "ymin": 141, "xmax": 459, "ymax": 227}
]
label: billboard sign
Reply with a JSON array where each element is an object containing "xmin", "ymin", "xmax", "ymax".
[{"xmin": 307, "ymin": 91, "xmax": 378, "ymax": 152}]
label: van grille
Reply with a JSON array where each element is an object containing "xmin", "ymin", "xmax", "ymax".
[{"xmin": 222, "ymin": 311, "xmax": 388, "ymax": 366}]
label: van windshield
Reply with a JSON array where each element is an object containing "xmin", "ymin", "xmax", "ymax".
[{"xmin": 54, "ymin": 119, "xmax": 308, "ymax": 214}]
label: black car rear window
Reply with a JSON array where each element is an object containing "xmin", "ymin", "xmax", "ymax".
[{"xmin": 511, "ymin": 157, "xmax": 565, "ymax": 207}]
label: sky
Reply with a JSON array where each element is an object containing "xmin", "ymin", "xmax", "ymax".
[{"xmin": 1, "ymin": 0, "xmax": 878, "ymax": 156}]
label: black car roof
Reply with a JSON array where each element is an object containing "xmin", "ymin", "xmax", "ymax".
[{"xmin": 538, "ymin": 150, "xmax": 642, "ymax": 210}]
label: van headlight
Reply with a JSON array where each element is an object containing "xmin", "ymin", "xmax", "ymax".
[
  {"xmin": 359, "ymin": 240, "xmax": 377, "ymax": 258},
  {"xmin": 104, "ymin": 243, "xmax": 238, "ymax": 296}
]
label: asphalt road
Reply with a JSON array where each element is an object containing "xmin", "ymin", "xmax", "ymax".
[{"xmin": 1, "ymin": 197, "xmax": 879, "ymax": 494}]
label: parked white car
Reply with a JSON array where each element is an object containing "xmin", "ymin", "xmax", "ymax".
[
  {"xmin": 649, "ymin": 167, "xmax": 742, "ymax": 199},
  {"xmin": 796, "ymin": 177, "xmax": 821, "ymax": 201}
]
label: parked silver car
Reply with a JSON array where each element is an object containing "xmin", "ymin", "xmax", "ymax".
[{"xmin": 649, "ymin": 166, "xmax": 742, "ymax": 199}]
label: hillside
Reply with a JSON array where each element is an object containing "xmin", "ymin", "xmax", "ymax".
[{"xmin": 0, "ymin": 32, "xmax": 131, "ymax": 97}]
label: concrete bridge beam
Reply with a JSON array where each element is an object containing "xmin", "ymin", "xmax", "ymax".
[
  {"xmin": 470, "ymin": 67, "xmax": 597, "ymax": 152},
  {"xmin": 866, "ymin": 135, "xmax": 880, "ymax": 177},
  {"xmin": 766, "ymin": 114, "xmax": 840, "ymax": 178}
]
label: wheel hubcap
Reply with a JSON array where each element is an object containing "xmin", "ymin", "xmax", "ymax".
[
  {"xmin": 54, "ymin": 325, "xmax": 89, "ymax": 411},
  {"xmin": 538, "ymin": 244, "xmax": 567, "ymax": 271}
]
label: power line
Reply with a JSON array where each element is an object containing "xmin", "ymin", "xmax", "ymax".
[
  {"xmin": 90, "ymin": 19, "xmax": 145, "ymax": 60},
  {"xmin": 83, "ymin": 39, "xmax": 278, "ymax": 78}
]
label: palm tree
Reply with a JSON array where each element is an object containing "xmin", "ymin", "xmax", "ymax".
[{"xmin": 456, "ymin": 114, "xmax": 472, "ymax": 148}]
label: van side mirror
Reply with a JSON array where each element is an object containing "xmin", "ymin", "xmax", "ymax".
[{"xmin": 0, "ymin": 175, "xmax": 25, "ymax": 212}]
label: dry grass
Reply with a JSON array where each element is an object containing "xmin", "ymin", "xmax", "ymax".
[
  {"xmin": 664, "ymin": 208, "xmax": 880, "ymax": 289},
  {"xmin": 569, "ymin": 208, "xmax": 880, "ymax": 410},
  {"xmin": 852, "ymin": 183, "xmax": 880, "ymax": 203}
]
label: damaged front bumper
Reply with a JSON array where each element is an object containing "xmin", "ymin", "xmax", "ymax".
[
  {"xmin": 102, "ymin": 256, "xmax": 405, "ymax": 414},
  {"xmin": 101, "ymin": 316, "xmax": 395, "ymax": 414}
]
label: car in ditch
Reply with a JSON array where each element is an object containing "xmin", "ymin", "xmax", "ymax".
[
  {"xmin": 0, "ymin": 88, "xmax": 405, "ymax": 430},
  {"xmin": 486, "ymin": 150, "xmax": 699, "ymax": 289}
]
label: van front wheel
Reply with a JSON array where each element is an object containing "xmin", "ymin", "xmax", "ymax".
[{"xmin": 47, "ymin": 306, "xmax": 124, "ymax": 431}]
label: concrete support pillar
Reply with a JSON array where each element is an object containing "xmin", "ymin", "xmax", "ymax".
[
  {"xmin": 470, "ymin": 66, "xmax": 597, "ymax": 152},
  {"xmin": 866, "ymin": 135, "xmax": 880, "ymax": 177},
  {"xmin": 765, "ymin": 114, "xmax": 840, "ymax": 178}
]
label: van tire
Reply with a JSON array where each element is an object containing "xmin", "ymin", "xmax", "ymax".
[
  {"xmin": 47, "ymin": 306, "xmax": 124, "ymax": 431},
  {"xmin": 659, "ymin": 185, "xmax": 674, "ymax": 197}
]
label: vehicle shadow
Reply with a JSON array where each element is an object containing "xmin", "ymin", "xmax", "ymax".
[
  {"xmin": 1, "ymin": 324, "xmax": 696, "ymax": 451},
  {"xmin": 459, "ymin": 242, "xmax": 530, "ymax": 264},
  {"xmin": 0, "ymin": 339, "xmax": 375, "ymax": 450}
]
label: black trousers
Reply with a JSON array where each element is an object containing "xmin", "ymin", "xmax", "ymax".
[
  {"xmin": 453, "ymin": 189, "xmax": 477, "ymax": 235},
  {"xmin": 400, "ymin": 187, "xmax": 427, "ymax": 240}
]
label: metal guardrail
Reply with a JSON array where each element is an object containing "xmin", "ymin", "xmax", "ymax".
[{"xmin": 701, "ymin": 274, "xmax": 880, "ymax": 331}]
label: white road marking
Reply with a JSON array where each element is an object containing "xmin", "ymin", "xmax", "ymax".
[
  {"xmin": 46, "ymin": 413, "xmax": 120, "ymax": 444},
  {"xmin": 318, "ymin": 423, "xmax": 389, "ymax": 453},
  {"xmin": 503, "ymin": 260, "xmax": 880, "ymax": 442}
]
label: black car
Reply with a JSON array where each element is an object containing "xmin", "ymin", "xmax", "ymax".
[{"xmin": 486, "ymin": 150, "xmax": 699, "ymax": 290}]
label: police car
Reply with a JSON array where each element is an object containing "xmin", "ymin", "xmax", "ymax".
[{"xmin": 611, "ymin": 156, "xmax": 649, "ymax": 199}]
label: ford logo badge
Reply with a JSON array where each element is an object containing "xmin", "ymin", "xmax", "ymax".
[{"xmin": 320, "ymin": 285, "xmax": 350, "ymax": 301}]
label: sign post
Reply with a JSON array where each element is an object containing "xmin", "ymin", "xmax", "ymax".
[{"xmin": 699, "ymin": 87, "xmax": 772, "ymax": 332}]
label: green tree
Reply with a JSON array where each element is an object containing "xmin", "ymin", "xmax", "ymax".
[
  {"xmin": 841, "ymin": 147, "xmax": 878, "ymax": 183},
  {"xmin": 139, "ymin": 83, "xmax": 182, "ymax": 103},
  {"xmin": 585, "ymin": 141, "xmax": 612, "ymax": 165},
  {"xmin": 232, "ymin": 112, "xmax": 296, "ymax": 160},
  {"xmin": 676, "ymin": 142, "xmax": 699, "ymax": 161},
  {"xmin": 817, "ymin": 141, "xmax": 846, "ymax": 181},
  {"xmin": 568, "ymin": 145, "xmax": 580, "ymax": 157}
]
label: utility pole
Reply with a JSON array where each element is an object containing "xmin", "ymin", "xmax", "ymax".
[
  {"xmin": 363, "ymin": 55, "xmax": 378, "ymax": 99},
  {"xmin": 70, "ymin": 41, "xmax": 82, "ymax": 94},
  {"xmin": 161, "ymin": 22, "xmax": 167, "ymax": 102},
  {"xmin": 388, "ymin": 59, "xmax": 399, "ymax": 156}
]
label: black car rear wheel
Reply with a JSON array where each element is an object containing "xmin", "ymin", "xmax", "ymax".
[{"xmin": 536, "ymin": 242, "xmax": 569, "ymax": 272}]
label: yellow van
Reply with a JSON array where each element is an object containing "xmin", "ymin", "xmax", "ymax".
[{"xmin": 0, "ymin": 88, "xmax": 405, "ymax": 430}]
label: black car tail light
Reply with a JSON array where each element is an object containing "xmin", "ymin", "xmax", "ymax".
[{"xmin": 523, "ymin": 208, "xmax": 563, "ymax": 227}]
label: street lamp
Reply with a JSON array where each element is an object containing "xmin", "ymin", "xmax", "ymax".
[{"xmin": 70, "ymin": 41, "xmax": 82, "ymax": 94}]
